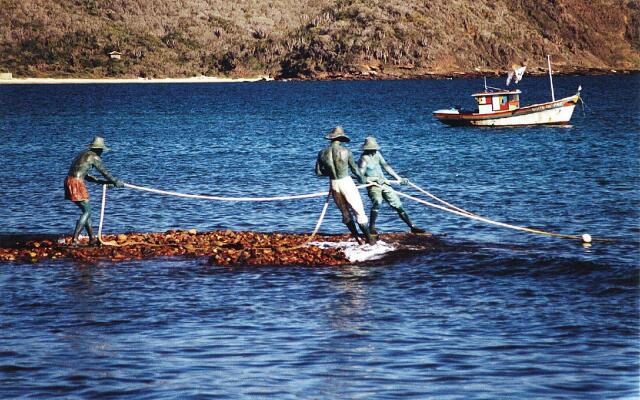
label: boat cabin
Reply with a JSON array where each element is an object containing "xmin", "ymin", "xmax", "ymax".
[{"xmin": 472, "ymin": 90, "xmax": 520, "ymax": 113}]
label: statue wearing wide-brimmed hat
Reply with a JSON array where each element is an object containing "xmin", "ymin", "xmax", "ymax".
[
  {"xmin": 324, "ymin": 125, "xmax": 351, "ymax": 142},
  {"xmin": 359, "ymin": 136, "xmax": 425, "ymax": 235},
  {"xmin": 315, "ymin": 126, "xmax": 376, "ymax": 245},
  {"xmin": 64, "ymin": 135, "xmax": 124, "ymax": 245},
  {"xmin": 87, "ymin": 136, "xmax": 111, "ymax": 151}
]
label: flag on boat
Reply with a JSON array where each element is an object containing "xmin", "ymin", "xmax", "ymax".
[{"xmin": 506, "ymin": 65, "xmax": 527, "ymax": 86}]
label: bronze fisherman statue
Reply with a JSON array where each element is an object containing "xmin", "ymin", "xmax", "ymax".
[
  {"xmin": 315, "ymin": 126, "xmax": 376, "ymax": 245},
  {"xmin": 359, "ymin": 136, "xmax": 425, "ymax": 235},
  {"xmin": 64, "ymin": 136, "xmax": 124, "ymax": 245}
]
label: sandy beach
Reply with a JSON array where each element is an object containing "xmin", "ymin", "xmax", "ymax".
[{"xmin": 0, "ymin": 75, "xmax": 273, "ymax": 84}]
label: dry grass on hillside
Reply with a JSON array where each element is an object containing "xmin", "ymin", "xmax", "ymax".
[{"xmin": 1, "ymin": 0, "xmax": 638, "ymax": 78}]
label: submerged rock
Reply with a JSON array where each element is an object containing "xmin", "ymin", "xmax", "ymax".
[{"xmin": 0, "ymin": 231, "xmax": 443, "ymax": 266}]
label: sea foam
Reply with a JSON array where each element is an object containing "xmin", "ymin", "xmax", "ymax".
[{"xmin": 311, "ymin": 239, "xmax": 396, "ymax": 262}]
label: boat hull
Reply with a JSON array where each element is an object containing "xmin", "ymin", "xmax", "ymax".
[{"xmin": 433, "ymin": 94, "xmax": 579, "ymax": 127}]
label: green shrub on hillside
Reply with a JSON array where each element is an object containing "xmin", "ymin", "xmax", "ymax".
[{"xmin": 0, "ymin": 0, "xmax": 637, "ymax": 78}]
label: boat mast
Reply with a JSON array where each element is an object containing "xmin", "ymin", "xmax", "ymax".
[
  {"xmin": 547, "ymin": 54, "xmax": 555, "ymax": 101},
  {"xmin": 484, "ymin": 76, "xmax": 487, "ymax": 91}
]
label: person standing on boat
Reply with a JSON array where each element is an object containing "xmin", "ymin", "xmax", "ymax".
[
  {"xmin": 358, "ymin": 136, "xmax": 425, "ymax": 235},
  {"xmin": 315, "ymin": 126, "xmax": 376, "ymax": 245},
  {"xmin": 64, "ymin": 136, "xmax": 124, "ymax": 245}
]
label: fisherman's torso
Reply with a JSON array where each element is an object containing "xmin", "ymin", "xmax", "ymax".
[
  {"xmin": 67, "ymin": 150, "xmax": 100, "ymax": 179},
  {"xmin": 319, "ymin": 142, "xmax": 352, "ymax": 180},
  {"xmin": 361, "ymin": 153, "xmax": 385, "ymax": 179}
]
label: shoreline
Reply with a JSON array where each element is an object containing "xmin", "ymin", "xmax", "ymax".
[
  {"xmin": 0, "ymin": 75, "xmax": 273, "ymax": 85},
  {"xmin": 0, "ymin": 68, "xmax": 637, "ymax": 85}
]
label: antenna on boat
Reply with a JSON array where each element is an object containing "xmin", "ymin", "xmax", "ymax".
[
  {"xmin": 547, "ymin": 54, "xmax": 555, "ymax": 101},
  {"xmin": 484, "ymin": 76, "xmax": 488, "ymax": 92}
]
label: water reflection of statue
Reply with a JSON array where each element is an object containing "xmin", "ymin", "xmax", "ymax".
[
  {"xmin": 315, "ymin": 126, "xmax": 376, "ymax": 245},
  {"xmin": 64, "ymin": 136, "xmax": 123, "ymax": 245}
]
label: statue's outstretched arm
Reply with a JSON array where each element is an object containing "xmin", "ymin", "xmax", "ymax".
[
  {"xmin": 380, "ymin": 154, "xmax": 407, "ymax": 184},
  {"xmin": 85, "ymin": 175, "xmax": 100, "ymax": 183},
  {"xmin": 93, "ymin": 158, "xmax": 124, "ymax": 187}
]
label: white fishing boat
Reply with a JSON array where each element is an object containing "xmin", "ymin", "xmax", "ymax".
[{"xmin": 433, "ymin": 56, "xmax": 581, "ymax": 127}]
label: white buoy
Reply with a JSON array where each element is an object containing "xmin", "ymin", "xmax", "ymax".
[{"xmin": 582, "ymin": 234, "xmax": 592, "ymax": 243}]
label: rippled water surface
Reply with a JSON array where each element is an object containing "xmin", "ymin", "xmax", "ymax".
[{"xmin": 1, "ymin": 75, "xmax": 639, "ymax": 398}]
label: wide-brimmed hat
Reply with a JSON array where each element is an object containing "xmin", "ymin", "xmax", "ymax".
[
  {"xmin": 362, "ymin": 136, "xmax": 380, "ymax": 150},
  {"xmin": 88, "ymin": 136, "xmax": 111, "ymax": 151},
  {"xmin": 325, "ymin": 126, "xmax": 350, "ymax": 142}
]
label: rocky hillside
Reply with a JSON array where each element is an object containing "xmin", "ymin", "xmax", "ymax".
[{"xmin": 1, "ymin": 0, "xmax": 639, "ymax": 79}]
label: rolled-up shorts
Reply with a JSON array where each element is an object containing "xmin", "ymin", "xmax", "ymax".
[
  {"xmin": 330, "ymin": 177, "xmax": 368, "ymax": 225},
  {"xmin": 367, "ymin": 184, "xmax": 402, "ymax": 209},
  {"xmin": 64, "ymin": 176, "xmax": 89, "ymax": 202}
]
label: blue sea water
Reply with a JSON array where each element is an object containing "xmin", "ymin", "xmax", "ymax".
[{"xmin": 0, "ymin": 74, "xmax": 638, "ymax": 399}]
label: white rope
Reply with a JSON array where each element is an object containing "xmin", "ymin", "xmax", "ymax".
[
  {"xmin": 392, "ymin": 187, "xmax": 586, "ymax": 240},
  {"xmin": 96, "ymin": 183, "xmax": 334, "ymax": 248},
  {"xmin": 123, "ymin": 183, "xmax": 328, "ymax": 201},
  {"xmin": 310, "ymin": 192, "xmax": 332, "ymax": 238},
  {"xmin": 384, "ymin": 180, "xmax": 601, "ymax": 241},
  {"xmin": 97, "ymin": 184, "xmax": 107, "ymax": 241},
  {"xmin": 283, "ymin": 192, "xmax": 333, "ymax": 250},
  {"xmin": 100, "ymin": 179, "xmax": 606, "ymax": 245},
  {"xmin": 99, "ymin": 180, "xmax": 372, "ymax": 246},
  {"xmin": 97, "ymin": 184, "xmax": 120, "ymax": 246},
  {"xmin": 123, "ymin": 182, "xmax": 371, "ymax": 202},
  {"xmin": 406, "ymin": 181, "xmax": 478, "ymax": 216}
]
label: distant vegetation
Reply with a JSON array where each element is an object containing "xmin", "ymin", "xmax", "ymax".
[{"xmin": 1, "ymin": 0, "xmax": 638, "ymax": 79}]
